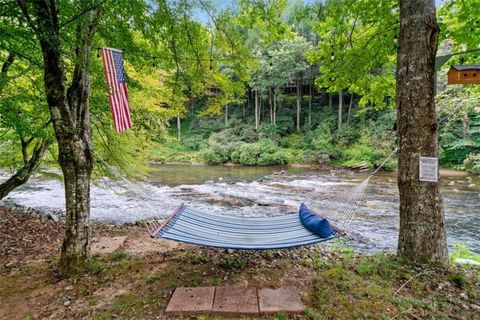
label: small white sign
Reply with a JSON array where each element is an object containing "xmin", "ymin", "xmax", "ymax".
[{"xmin": 419, "ymin": 156, "xmax": 438, "ymax": 182}]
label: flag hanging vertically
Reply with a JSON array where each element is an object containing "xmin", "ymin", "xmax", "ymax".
[{"xmin": 101, "ymin": 47, "xmax": 132, "ymax": 133}]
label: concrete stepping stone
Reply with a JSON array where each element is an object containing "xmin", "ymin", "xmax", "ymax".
[
  {"xmin": 258, "ymin": 287, "xmax": 306, "ymax": 315},
  {"xmin": 165, "ymin": 287, "xmax": 215, "ymax": 316},
  {"xmin": 212, "ymin": 286, "xmax": 259, "ymax": 316}
]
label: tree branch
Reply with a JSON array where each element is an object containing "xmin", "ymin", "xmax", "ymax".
[
  {"xmin": 59, "ymin": 0, "xmax": 107, "ymax": 28},
  {"xmin": 16, "ymin": 0, "xmax": 37, "ymax": 31}
]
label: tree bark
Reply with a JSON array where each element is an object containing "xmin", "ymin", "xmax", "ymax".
[
  {"xmin": 338, "ymin": 89, "xmax": 343, "ymax": 130},
  {"xmin": 347, "ymin": 93, "xmax": 353, "ymax": 126},
  {"xmin": 254, "ymin": 90, "xmax": 259, "ymax": 130},
  {"xmin": 0, "ymin": 139, "xmax": 50, "ymax": 199},
  {"xmin": 269, "ymin": 87, "xmax": 273, "ymax": 124},
  {"xmin": 259, "ymin": 95, "xmax": 262, "ymax": 126},
  {"xmin": 224, "ymin": 104, "xmax": 228, "ymax": 127},
  {"xmin": 328, "ymin": 93, "xmax": 332, "ymax": 109},
  {"xmin": 396, "ymin": 0, "xmax": 447, "ymax": 265},
  {"xmin": 273, "ymin": 89, "xmax": 277, "ymax": 125},
  {"xmin": 308, "ymin": 83, "xmax": 312, "ymax": 129},
  {"xmin": 177, "ymin": 116, "xmax": 181, "ymax": 141},
  {"xmin": 24, "ymin": 0, "xmax": 100, "ymax": 276},
  {"xmin": 296, "ymin": 78, "xmax": 302, "ymax": 130}
]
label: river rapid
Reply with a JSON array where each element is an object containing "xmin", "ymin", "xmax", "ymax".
[{"xmin": 1, "ymin": 164, "xmax": 479, "ymax": 253}]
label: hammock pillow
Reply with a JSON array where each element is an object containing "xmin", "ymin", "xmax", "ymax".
[{"xmin": 299, "ymin": 203, "xmax": 333, "ymax": 238}]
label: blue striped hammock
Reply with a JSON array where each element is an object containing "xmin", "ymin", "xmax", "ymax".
[{"xmin": 148, "ymin": 204, "xmax": 345, "ymax": 250}]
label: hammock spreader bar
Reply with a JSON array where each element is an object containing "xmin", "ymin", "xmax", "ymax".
[{"xmin": 151, "ymin": 204, "xmax": 343, "ymax": 250}]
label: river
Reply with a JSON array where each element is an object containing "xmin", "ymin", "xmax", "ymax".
[{"xmin": 1, "ymin": 164, "xmax": 479, "ymax": 253}]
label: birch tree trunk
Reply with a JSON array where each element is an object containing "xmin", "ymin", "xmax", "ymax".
[
  {"xmin": 396, "ymin": 0, "xmax": 447, "ymax": 265},
  {"xmin": 338, "ymin": 90, "xmax": 343, "ymax": 130},
  {"xmin": 259, "ymin": 95, "xmax": 262, "ymax": 126},
  {"xmin": 347, "ymin": 93, "xmax": 353, "ymax": 126},
  {"xmin": 21, "ymin": 0, "xmax": 100, "ymax": 276},
  {"xmin": 269, "ymin": 87, "xmax": 273, "ymax": 124},
  {"xmin": 177, "ymin": 116, "xmax": 181, "ymax": 141},
  {"xmin": 273, "ymin": 90, "xmax": 277, "ymax": 125},
  {"xmin": 224, "ymin": 104, "xmax": 228, "ymax": 127},
  {"xmin": 254, "ymin": 90, "xmax": 259, "ymax": 130}
]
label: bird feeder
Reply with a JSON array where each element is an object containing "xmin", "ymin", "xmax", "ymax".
[{"xmin": 447, "ymin": 65, "xmax": 480, "ymax": 85}]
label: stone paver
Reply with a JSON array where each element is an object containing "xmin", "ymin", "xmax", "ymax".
[
  {"xmin": 258, "ymin": 287, "xmax": 306, "ymax": 314},
  {"xmin": 165, "ymin": 287, "xmax": 215, "ymax": 315},
  {"xmin": 91, "ymin": 236, "xmax": 127, "ymax": 254},
  {"xmin": 212, "ymin": 286, "xmax": 259, "ymax": 316}
]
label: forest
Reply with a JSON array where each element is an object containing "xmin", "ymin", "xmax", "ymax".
[{"xmin": 1, "ymin": 0, "xmax": 480, "ymax": 192}]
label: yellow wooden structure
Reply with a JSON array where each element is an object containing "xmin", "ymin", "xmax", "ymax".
[{"xmin": 447, "ymin": 65, "xmax": 480, "ymax": 85}]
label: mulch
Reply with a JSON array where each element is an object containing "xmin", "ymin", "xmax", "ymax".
[{"xmin": 0, "ymin": 207, "xmax": 64, "ymax": 274}]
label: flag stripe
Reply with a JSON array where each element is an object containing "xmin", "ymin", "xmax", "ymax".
[
  {"xmin": 101, "ymin": 48, "xmax": 119, "ymax": 132},
  {"xmin": 103, "ymin": 48, "xmax": 122, "ymax": 132},
  {"xmin": 101, "ymin": 47, "xmax": 132, "ymax": 133}
]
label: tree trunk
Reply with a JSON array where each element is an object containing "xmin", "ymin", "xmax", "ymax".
[
  {"xmin": 259, "ymin": 95, "xmax": 262, "ymax": 126},
  {"xmin": 24, "ymin": 0, "xmax": 100, "ymax": 276},
  {"xmin": 0, "ymin": 139, "xmax": 50, "ymax": 199},
  {"xmin": 338, "ymin": 90, "xmax": 343, "ymax": 130},
  {"xmin": 347, "ymin": 93, "xmax": 353, "ymax": 126},
  {"xmin": 296, "ymin": 79, "xmax": 302, "ymax": 130},
  {"xmin": 273, "ymin": 89, "xmax": 277, "ymax": 125},
  {"xmin": 224, "ymin": 104, "xmax": 228, "ymax": 127},
  {"xmin": 177, "ymin": 116, "xmax": 181, "ymax": 141},
  {"xmin": 328, "ymin": 93, "xmax": 332, "ymax": 109},
  {"xmin": 254, "ymin": 90, "xmax": 259, "ymax": 130},
  {"xmin": 308, "ymin": 83, "xmax": 312, "ymax": 129},
  {"xmin": 269, "ymin": 87, "xmax": 273, "ymax": 124},
  {"xmin": 396, "ymin": 0, "xmax": 447, "ymax": 265}
]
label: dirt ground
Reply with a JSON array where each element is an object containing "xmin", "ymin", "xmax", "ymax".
[
  {"xmin": 1, "ymin": 207, "xmax": 479, "ymax": 320},
  {"xmin": 0, "ymin": 208, "xmax": 317, "ymax": 319}
]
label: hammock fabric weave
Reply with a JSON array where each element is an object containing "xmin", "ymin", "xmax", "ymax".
[{"xmin": 150, "ymin": 204, "xmax": 342, "ymax": 250}]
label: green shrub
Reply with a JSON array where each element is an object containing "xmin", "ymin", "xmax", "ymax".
[
  {"xmin": 239, "ymin": 125, "xmax": 258, "ymax": 142},
  {"xmin": 209, "ymin": 129, "xmax": 241, "ymax": 145},
  {"xmin": 182, "ymin": 134, "xmax": 207, "ymax": 151},
  {"xmin": 236, "ymin": 139, "xmax": 280, "ymax": 165},
  {"xmin": 342, "ymin": 143, "xmax": 379, "ymax": 167},
  {"xmin": 311, "ymin": 122, "xmax": 334, "ymax": 151},
  {"xmin": 286, "ymin": 133, "xmax": 306, "ymax": 149},
  {"xmin": 300, "ymin": 150, "xmax": 331, "ymax": 164},
  {"xmin": 200, "ymin": 145, "xmax": 228, "ymax": 164},
  {"xmin": 230, "ymin": 150, "xmax": 241, "ymax": 163},
  {"xmin": 271, "ymin": 150, "xmax": 291, "ymax": 164},
  {"xmin": 259, "ymin": 124, "xmax": 281, "ymax": 143},
  {"xmin": 239, "ymin": 143, "xmax": 261, "ymax": 165},
  {"xmin": 462, "ymin": 153, "xmax": 480, "ymax": 173}
]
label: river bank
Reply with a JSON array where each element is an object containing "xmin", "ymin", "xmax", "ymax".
[
  {"xmin": 1, "ymin": 164, "xmax": 479, "ymax": 253},
  {"xmin": 1, "ymin": 206, "xmax": 479, "ymax": 319}
]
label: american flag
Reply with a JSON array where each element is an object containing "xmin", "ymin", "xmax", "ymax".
[{"xmin": 101, "ymin": 47, "xmax": 132, "ymax": 133}]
